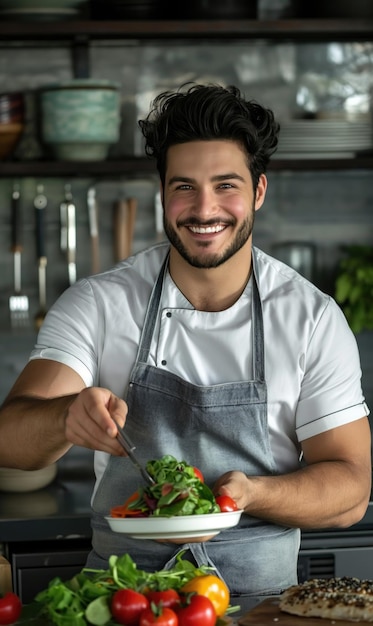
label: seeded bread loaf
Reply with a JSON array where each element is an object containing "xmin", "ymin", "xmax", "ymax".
[{"xmin": 279, "ymin": 577, "xmax": 373, "ymax": 622}]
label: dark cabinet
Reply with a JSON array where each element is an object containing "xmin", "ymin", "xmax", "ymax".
[{"xmin": 6, "ymin": 539, "xmax": 91, "ymax": 604}]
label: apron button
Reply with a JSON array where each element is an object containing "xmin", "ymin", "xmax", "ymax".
[
  {"xmin": 161, "ymin": 359, "xmax": 167, "ymax": 365},
  {"xmin": 166, "ymin": 311, "xmax": 172, "ymax": 318}
]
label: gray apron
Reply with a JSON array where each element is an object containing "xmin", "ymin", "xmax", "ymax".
[{"xmin": 88, "ymin": 248, "xmax": 300, "ymax": 596}]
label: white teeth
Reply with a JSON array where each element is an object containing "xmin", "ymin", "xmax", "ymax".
[{"xmin": 189, "ymin": 225, "xmax": 225, "ymax": 234}]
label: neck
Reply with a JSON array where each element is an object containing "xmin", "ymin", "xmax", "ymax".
[{"xmin": 169, "ymin": 242, "xmax": 253, "ymax": 312}]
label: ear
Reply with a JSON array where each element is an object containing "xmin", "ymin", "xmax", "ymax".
[{"xmin": 254, "ymin": 174, "xmax": 267, "ymax": 212}]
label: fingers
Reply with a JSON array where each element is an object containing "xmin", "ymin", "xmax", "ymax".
[
  {"xmin": 107, "ymin": 394, "xmax": 128, "ymax": 435},
  {"xmin": 64, "ymin": 387, "xmax": 128, "ymax": 455},
  {"xmin": 213, "ymin": 471, "xmax": 236, "ymax": 496},
  {"xmin": 213, "ymin": 470, "xmax": 249, "ymax": 511}
]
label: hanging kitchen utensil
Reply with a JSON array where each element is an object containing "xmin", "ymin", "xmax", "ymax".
[
  {"xmin": 34, "ymin": 184, "xmax": 48, "ymax": 331},
  {"xmin": 113, "ymin": 196, "xmax": 137, "ymax": 262},
  {"xmin": 87, "ymin": 186, "xmax": 100, "ymax": 274},
  {"xmin": 154, "ymin": 190, "xmax": 164, "ymax": 242},
  {"xmin": 59, "ymin": 187, "xmax": 68, "ymax": 255},
  {"xmin": 9, "ymin": 183, "xmax": 30, "ymax": 329},
  {"xmin": 60, "ymin": 184, "xmax": 76, "ymax": 285},
  {"xmin": 66, "ymin": 191, "xmax": 77, "ymax": 285},
  {"xmin": 126, "ymin": 197, "xmax": 137, "ymax": 256},
  {"xmin": 113, "ymin": 198, "xmax": 128, "ymax": 262}
]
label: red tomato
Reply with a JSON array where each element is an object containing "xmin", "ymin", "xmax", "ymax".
[
  {"xmin": 111, "ymin": 588, "xmax": 149, "ymax": 625},
  {"xmin": 215, "ymin": 494, "xmax": 238, "ymax": 512},
  {"xmin": 0, "ymin": 592, "xmax": 22, "ymax": 625},
  {"xmin": 193, "ymin": 467, "xmax": 204, "ymax": 482},
  {"xmin": 139, "ymin": 606, "xmax": 178, "ymax": 626},
  {"xmin": 177, "ymin": 594, "xmax": 216, "ymax": 626},
  {"xmin": 145, "ymin": 589, "xmax": 180, "ymax": 609}
]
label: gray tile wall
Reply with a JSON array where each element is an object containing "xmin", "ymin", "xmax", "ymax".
[{"xmin": 0, "ymin": 39, "xmax": 372, "ymax": 415}]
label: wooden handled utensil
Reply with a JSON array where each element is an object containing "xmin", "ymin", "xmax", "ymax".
[{"xmin": 113, "ymin": 197, "xmax": 137, "ymax": 262}]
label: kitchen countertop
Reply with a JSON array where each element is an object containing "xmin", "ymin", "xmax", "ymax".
[{"xmin": 0, "ymin": 449, "xmax": 95, "ymax": 543}]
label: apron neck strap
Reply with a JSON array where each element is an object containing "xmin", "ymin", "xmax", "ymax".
[{"xmin": 136, "ymin": 247, "xmax": 265, "ymax": 381}]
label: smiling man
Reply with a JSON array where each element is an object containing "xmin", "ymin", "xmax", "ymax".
[{"xmin": 0, "ymin": 83, "xmax": 370, "ymax": 596}]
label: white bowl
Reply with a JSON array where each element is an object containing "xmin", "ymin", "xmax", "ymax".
[
  {"xmin": 0, "ymin": 464, "xmax": 57, "ymax": 493},
  {"xmin": 106, "ymin": 510, "xmax": 243, "ymax": 540}
]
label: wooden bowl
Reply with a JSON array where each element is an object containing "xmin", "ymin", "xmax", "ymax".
[
  {"xmin": 0, "ymin": 91, "xmax": 24, "ymax": 123},
  {"xmin": 0, "ymin": 122, "xmax": 24, "ymax": 159}
]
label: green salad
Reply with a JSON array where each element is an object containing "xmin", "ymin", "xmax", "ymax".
[{"xmin": 111, "ymin": 455, "xmax": 220, "ymax": 518}]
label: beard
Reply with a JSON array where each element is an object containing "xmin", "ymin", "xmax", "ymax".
[{"xmin": 163, "ymin": 205, "xmax": 255, "ymax": 269}]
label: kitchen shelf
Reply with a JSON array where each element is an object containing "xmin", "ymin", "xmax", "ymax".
[
  {"xmin": 1, "ymin": 19, "xmax": 372, "ymax": 177},
  {"xmin": 0, "ymin": 158, "xmax": 156, "ymax": 178},
  {"xmin": 0, "ymin": 19, "xmax": 372, "ymax": 43},
  {"xmin": 1, "ymin": 156, "xmax": 373, "ymax": 178}
]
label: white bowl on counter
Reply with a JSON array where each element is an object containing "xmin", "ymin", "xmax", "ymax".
[{"xmin": 0, "ymin": 464, "xmax": 57, "ymax": 493}]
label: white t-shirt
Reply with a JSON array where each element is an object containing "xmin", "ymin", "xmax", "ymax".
[{"xmin": 30, "ymin": 244, "xmax": 369, "ymax": 485}]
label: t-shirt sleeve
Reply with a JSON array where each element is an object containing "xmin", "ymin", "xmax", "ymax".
[
  {"xmin": 29, "ymin": 278, "xmax": 99, "ymax": 387},
  {"xmin": 295, "ymin": 297, "xmax": 369, "ymax": 441}
]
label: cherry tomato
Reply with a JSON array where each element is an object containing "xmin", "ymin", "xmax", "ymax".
[
  {"xmin": 145, "ymin": 589, "xmax": 180, "ymax": 609},
  {"xmin": 0, "ymin": 592, "xmax": 22, "ymax": 625},
  {"xmin": 177, "ymin": 594, "xmax": 216, "ymax": 626},
  {"xmin": 193, "ymin": 467, "xmax": 204, "ymax": 482},
  {"xmin": 181, "ymin": 574, "xmax": 229, "ymax": 617},
  {"xmin": 215, "ymin": 494, "xmax": 238, "ymax": 512},
  {"xmin": 139, "ymin": 605, "xmax": 178, "ymax": 626},
  {"xmin": 111, "ymin": 588, "xmax": 149, "ymax": 625}
]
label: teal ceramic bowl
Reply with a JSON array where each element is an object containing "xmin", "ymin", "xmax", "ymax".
[{"xmin": 40, "ymin": 79, "xmax": 121, "ymax": 161}]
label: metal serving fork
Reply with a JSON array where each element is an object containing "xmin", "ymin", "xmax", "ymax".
[{"xmin": 112, "ymin": 417, "xmax": 155, "ymax": 486}]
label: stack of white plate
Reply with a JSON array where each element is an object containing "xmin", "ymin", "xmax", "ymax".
[{"xmin": 275, "ymin": 119, "xmax": 373, "ymax": 159}]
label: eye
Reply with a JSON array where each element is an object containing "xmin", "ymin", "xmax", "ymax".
[
  {"xmin": 176, "ymin": 183, "xmax": 193, "ymax": 190},
  {"xmin": 219, "ymin": 182, "xmax": 234, "ymax": 189}
]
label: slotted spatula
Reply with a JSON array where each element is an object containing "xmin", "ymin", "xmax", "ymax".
[{"xmin": 9, "ymin": 184, "xmax": 30, "ymax": 329}]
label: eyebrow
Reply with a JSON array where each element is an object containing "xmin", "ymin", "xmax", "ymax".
[{"xmin": 168, "ymin": 173, "xmax": 246, "ymax": 185}]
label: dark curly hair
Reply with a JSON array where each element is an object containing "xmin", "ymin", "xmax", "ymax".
[{"xmin": 138, "ymin": 83, "xmax": 280, "ymax": 189}]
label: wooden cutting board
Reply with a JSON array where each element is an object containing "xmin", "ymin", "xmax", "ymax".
[{"xmin": 238, "ymin": 597, "xmax": 372, "ymax": 626}]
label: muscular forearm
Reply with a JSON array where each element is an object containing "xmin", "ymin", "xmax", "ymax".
[
  {"xmin": 0, "ymin": 394, "xmax": 77, "ymax": 469},
  {"xmin": 243, "ymin": 461, "xmax": 371, "ymax": 529}
]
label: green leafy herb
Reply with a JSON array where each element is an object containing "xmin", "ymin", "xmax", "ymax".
[
  {"xmin": 335, "ymin": 245, "xmax": 373, "ymax": 334},
  {"xmin": 30, "ymin": 552, "xmax": 213, "ymax": 626}
]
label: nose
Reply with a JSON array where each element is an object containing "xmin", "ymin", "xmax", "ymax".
[{"xmin": 194, "ymin": 186, "xmax": 218, "ymax": 219}]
